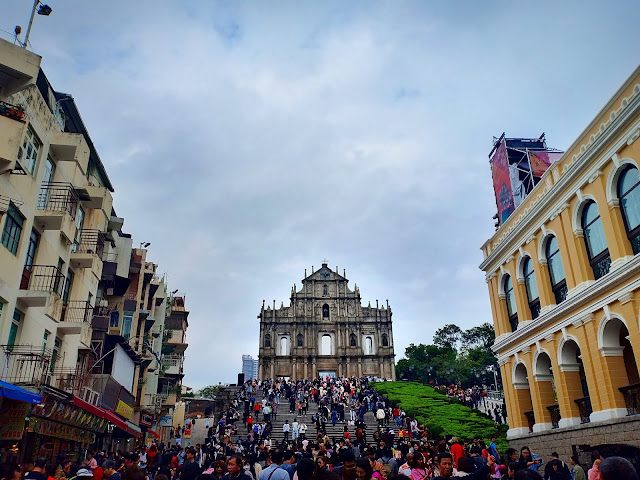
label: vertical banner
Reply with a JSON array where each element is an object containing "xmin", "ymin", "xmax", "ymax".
[{"xmin": 490, "ymin": 138, "xmax": 514, "ymax": 225}]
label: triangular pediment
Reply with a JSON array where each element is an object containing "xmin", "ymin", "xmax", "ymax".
[{"xmin": 301, "ymin": 264, "xmax": 347, "ymax": 283}]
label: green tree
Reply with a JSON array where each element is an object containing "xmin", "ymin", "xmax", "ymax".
[
  {"xmin": 198, "ymin": 385, "xmax": 219, "ymax": 399},
  {"xmin": 461, "ymin": 323, "xmax": 495, "ymax": 352},
  {"xmin": 433, "ymin": 324, "xmax": 462, "ymax": 350}
]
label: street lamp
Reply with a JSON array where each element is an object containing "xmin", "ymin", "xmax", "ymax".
[{"xmin": 22, "ymin": 1, "xmax": 53, "ymax": 49}]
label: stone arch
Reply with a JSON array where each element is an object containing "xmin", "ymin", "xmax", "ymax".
[
  {"xmin": 279, "ymin": 335, "xmax": 290, "ymax": 356},
  {"xmin": 557, "ymin": 335, "xmax": 582, "ymax": 371},
  {"xmin": 363, "ymin": 335, "xmax": 375, "ymax": 355},
  {"xmin": 297, "ymin": 333, "xmax": 304, "ymax": 347},
  {"xmin": 516, "ymin": 252, "xmax": 533, "ymax": 283},
  {"xmin": 537, "ymin": 229, "xmax": 559, "ymax": 265},
  {"xmin": 382, "ymin": 333, "xmax": 389, "ymax": 347},
  {"xmin": 572, "ymin": 194, "xmax": 599, "ymax": 236},
  {"xmin": 349, "ymin": 333, "xmax": 356, "ymax": 347},
  {"xmin": 513, "ymin": 361, "xmax": 529, "ymax": 389},
  {"xmin": 533, "ymin": 349, "xmax": 554, "ymax": 381},
  {"xmin": 557, "ymin": 336, "xmax": 592, "ymax": 422},
  {"xmin": 497, "ymin": 268, "xmax": 514, "ymax": 297},
  {"xmin": 597, "ymin": 313, "xmax": 640, "ymax": 398},
  {"xmin": 606, "ymin": 157, "xmax": 639, "ymax": 205},
  {"xmin": 322, "ymin": 303, "xmax": 329, "ymax": 318}
]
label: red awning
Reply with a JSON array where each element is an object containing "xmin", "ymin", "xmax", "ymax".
[
  {"xmin": 73, "ymin": 396, "xmax": 106, "ymax": 418},
  {"xmin": 103, "ymin": 409, "xmax": 129, "ymax": 432},
  {"xmin": 147, "ymin": 429, "xmax": 160, "ymax": 438}
]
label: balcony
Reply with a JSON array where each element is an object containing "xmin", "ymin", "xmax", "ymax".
[
  {"xmin": 0, "ymin": 345, "xmax": 54, "ymax": 387},
  {"xmin": 575, "ymin": 397, "xmax": 592, "ymax": 424},
  {"xmin": 53, "ymin": 366, "xmax": 90, "ymax": 396},
  {"xmin": 162, "ymin": 355, "xmax": 185, "ymax": 377},
  {"xmin": 70, "ymin": 230, "xmax": 105, "ymax": 269},
  {"xmin": 0, "ymin": 37, "xmax": 41, "ymax": 96},
  {"xmin": 48, "ymin": 131, "xmax": 89, "ymax": 171},
  {"xmin": 619, "ymin": 383, "xmax": 640, "ymax": 416},
  {"xmin": 34, "ymin": 182, "xmax": 78, "ymax": 242},
  {"xmin": 17, "ymin": 265, "xmax": 65, "ymax": 315},
  {"xmin": 0, "ymin": 101, "xmax": 27, "ymax": 173},
  {"xmin": 547, "ymin": 404, "xmax": 561, "ymax": 429},
  {"xmin": 59, "ymin": 300, "xmax": 92, "ymax": 334}
]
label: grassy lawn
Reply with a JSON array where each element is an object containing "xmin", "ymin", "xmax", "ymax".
[{"xmin": 372, "ymin": 381, "xmax": 509, "ymax": 452}]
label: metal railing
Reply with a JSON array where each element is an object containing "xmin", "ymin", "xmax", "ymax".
[
  {"xmin": 619, "ymin": 383, "xmax": 640, "ymax": 416},
  {"xmin": 524, "ymin": 410, "xmax": 535, "ymax": 433},
  {"xmin": 20, "ymin": 265, "xmax": 65, "ymax": 297},
  {"xmin": 575, "ymin": 397, "xmax": 592, "ymax": 424},
  {"xmin": 72, "ymin": 229, "xmax": 106, "ymax": 257},
  {"xmin": 547, "ymin": 404, "xmax": 561, "ymax": 429},
  {"xmin": 0, "ymin": 100, "xmax": 25, "ymax": 122},
  {"xmin": 53, "ymin": 366, "xmax": 90, "ymax": 395},
  {"xmin": 0, "ymin": 345, "xmax": 55, "ymax": 387},
  {"xmin": 36, "ymin": 182, "xmax": 79, "ymax": 220},
  {"xmin": 60, "ymin": 300, "xmax": 92, "ymax": 323}
]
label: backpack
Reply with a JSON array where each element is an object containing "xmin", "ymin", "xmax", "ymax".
[{"xmin": 380, "ymin": 458, "xmax": 393, "ymax": 476}]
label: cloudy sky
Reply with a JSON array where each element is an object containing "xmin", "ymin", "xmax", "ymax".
[{"xmin": 3, "ymin": 1, "xmax": 639, "ymax": 388}]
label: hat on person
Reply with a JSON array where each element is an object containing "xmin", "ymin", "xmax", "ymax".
[{"xmin": 76, "ymin": 469, "xmax": 93, "ymax": 477}]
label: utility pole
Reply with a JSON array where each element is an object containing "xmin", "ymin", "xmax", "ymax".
[{"xmin": 23, "ymin": 0, "xmax": 39, "ymax": 48}]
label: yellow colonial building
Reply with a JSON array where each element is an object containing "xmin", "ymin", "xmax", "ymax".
[{"xmin": 480, "ymin": 64, "xmax": 640, "ymax": 460}]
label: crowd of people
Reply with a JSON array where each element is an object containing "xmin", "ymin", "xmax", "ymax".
[
  {"xmin": 435, "ymin": 386, "xmax": 507, "ymax": 425},
  {"xmin": 1, "ymin": 377, "xmax": 637, "ymax": 480}
]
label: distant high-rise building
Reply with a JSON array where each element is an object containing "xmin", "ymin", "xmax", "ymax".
[{"xmin": 242, "ymin": 355, "xmax": 259, "ymax": 381}]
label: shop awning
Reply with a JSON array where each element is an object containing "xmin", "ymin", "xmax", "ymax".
[
  {"xmin": 147, "ymin": 429, "xmax": 160, "ymax": 438},
  {"xmin": 73, "ymin": 396, "xmax": 106, "ymax": 418},
  {"xmin": 125, "ymin": 420, "xmax": 141, "ymax": 438},
  {"xmin": 103, "ymin": 409, "xmax": 128, "ymax": 432},
  {"xmin": 0, "ymin": 379, "xmax": 42, "ymax": 404}
]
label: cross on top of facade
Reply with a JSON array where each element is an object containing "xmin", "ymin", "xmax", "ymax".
[{"xmin": 322, "ymin": 258, "xmax": 329, "ymax": 265}]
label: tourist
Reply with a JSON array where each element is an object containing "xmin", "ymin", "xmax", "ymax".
[
  {"xmin": 399, "ymin": 453, "xmax": 414, "ymax": 477},
  {"xmin": 450, "ymin": 438, "xmax": 465, "ymax": 469},
  {"xmin": 587, "ymin": 451, "xmax": 603, "ymax": 480},
  {"xmin": 355, "ymin": 459, "xmax": 374, "ymax": 480},
  {"xmin": 102, "ymin": 461, "xmax": 121, "ymax": 480},
  {"xmin": 282, "ymin": 420, "xmax": 290, "ymax": 443},
  {"xmin": 281, "ymin": 452, "xmax": 296, "ymax": 479},
  {"xmin": 224, "ymin": 456, "xmax": 252, "ymax": 480},
  {"xmin": 570, "ymin": 456, "xmax": 586, "ymax": 480},
  {"xmin": 410, "ymin": 453, "xmax": 428, "ymax": 480},
  {"xmin": 25, "ymin": 458, "xmax": 48, "ymax": 480},
  {"xmin": 599, "ymin": 457, "xmax": 638, "ymax": 480},
  {"xmin": 518, "ymin": 448, "xmax": 541, "ymax": 472},
  {"xmin": 258, "ymin": 450, "xmax": 289, "ymax": 480},
  {"xmin": 179, "ymin": 448, "xmax": 200, "ymax": 480}
]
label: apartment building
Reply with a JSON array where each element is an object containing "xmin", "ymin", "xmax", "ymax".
[
  {"xmin": 480, "ymin": 64, "xmax": 640, "ymax": 462},
  {"xmin": 0, "ymin": 38, "xmax": 189, "ymax": 459}
]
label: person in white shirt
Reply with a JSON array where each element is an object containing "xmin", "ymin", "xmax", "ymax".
[
  {"xmin": 292, "ymin": 419, "xmax": 299, "ymax": 441},
  {"xmin": 299, "ymin": 421, "xmax": 307, "ymax": 440},
  {"xmin": 282, "ymin": 420, "xmax": 290, "ymax": 442}
]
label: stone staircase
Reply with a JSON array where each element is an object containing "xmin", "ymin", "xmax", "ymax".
[{"xmin": 185, "ymin": 396, "xmax": 395, "ymax": 447}]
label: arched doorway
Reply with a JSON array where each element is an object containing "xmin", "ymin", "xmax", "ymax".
[
  {"xmin": 513, "ymin": 362, "xmax": 535, "ymax": 432},
  {"xmin": 558, "ymin": 339, "xmax": 592, "ymax": 423},
  {"xmin": 280, "ymin": 336, "xmax": 290, "ymax": 356},
  {"xmin": 534, "ymin": 351, "xmax": 560, "ymax": 429},
  {"xmin": 601, "ymin": 318, "xmax": 640, "ymax": 414}
]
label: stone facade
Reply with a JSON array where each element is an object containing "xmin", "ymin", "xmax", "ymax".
[
  {"xmin": 258, "ymin": 263, "xmax": 396, "ymax": 380},
  {"xmin": 509, "ymin": 416, "xmax": 640, "ymax": 470}
]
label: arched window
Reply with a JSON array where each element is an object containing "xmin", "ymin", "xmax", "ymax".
[
  {"xmin": 382, "ymin": 333, "xmax": 389, "ymax": 347},
  {"xmin": 618, "ymin": 166, "xmax": 640, "ymax": 254},
  {"xmin": 349, "ymin": 333, "xmax": 356, "ymax": 347},
  {"xmin": 364, "ymin": 336, "xmax": 373, "ymax": 355},
  {"xmin": 320, "ymin": 271, "xmax": 330, "ymax": 280},
  {"xmin": 322, "ymin": 304, "xmax": 329, "ymax": 318},
  {"xmin": 504, "ymin": 275, "xmax": 518, "ymax": 332},
  {"xmin": 321, "ymin": 335, "xmax": 332, "ymax": 355},
  {"xmin": 297, "ymin": 333, "xmax": 303, "ymax": 347},
  {"xmin": 546, "ymin": 236, "xmax": 568, "ymax": 304},
  {"xmin": 582, "ymin": 201, "xmax": 611, "ymax": 279},
  {"xmin": 323, "ymin": 284, "xmax": 328, "ymax": 296},
  {"xmin": 264, "ymin": 334, "xmax": 271, "ymax": 347},
  {"xmin": 523, "ymin": 257, "xmax": 540, "ymax": 320},
  {"xmin": 280, "ymin": 337, "xmax": 289, "ymax": 356}
]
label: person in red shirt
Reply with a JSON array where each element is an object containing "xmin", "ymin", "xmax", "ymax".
[{"xmin": 450, "ymin": 437, "xmax": 465, "ymax": 468}]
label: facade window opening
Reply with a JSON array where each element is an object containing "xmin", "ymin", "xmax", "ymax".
[
  {"xmin": 265, "ymin": 334, "xmax": 271, "ymax": 347},
  {"xmin": 582, "ymin": 201, "xmax": 611, "ymax": 279},
  {"xmin": 323, "ymin": 304, "xmax": 329, "ymax": 318},
  {"xmin": 323, "ymin": 284, "xmax": 328, "ymax": 296},
  {"xmin": 297, "ymin": 333, "xmax": 303, "ymax": 347},
  {"xmin": 280, "ymin": 336, "xmax": 290, "ymax": 356},
  {"xmin": 618, "ymin": 166, "xmax": 640, "ymax": 254},
  {"xmin": 523, "ymin": 257, "xmax": 540, "ymax": 319},
  {"xmin": 382, "ymin": 333, "xmax": 389, "ymax": 347},
  {"xmin": 1, "ymin": 204, "xmax": 24, "ymax": 256},
  {"xmin": 320, "ymin": 271, "xmax": 330, "ymax": 280},
  {"xmin": 350, "ymin": 333, "xmax": 356, "ymax": 347},
  {"xmin": 504, "ymin": 275, "xmax": 518, "ymax": 332},
  {"xmin": 546, "ymin": 236, "xmax": 568, "ymax": 304},
  {"xmin": 321, "ymin": 335, "xmax": 332, "ymax": 355},
  {"xmin": 364, "ymin": 336, "xmax": 373, "ymax": 355}
]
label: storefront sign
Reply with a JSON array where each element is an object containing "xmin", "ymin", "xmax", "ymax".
[
  {"xmin": 32, "ymin": 394, "xmax": 106, "ymax": 434},
  {"xmin": 0, "ymin": 399, "xmax": 29, "ymax": 440},
  {"xmin": 32, "ymin": 418, "xmax": 95, "ymax": 443},
  {"xmin": 115, "ymin": 400, "xmax": 133, "ymax": 419},
  {"xmin": 158, "ymin": 415, "xmax": 173, "ymax": 427},
  {"xmin": 140, "ymin": 413, "xmax": 153, "ymax": 427}
]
